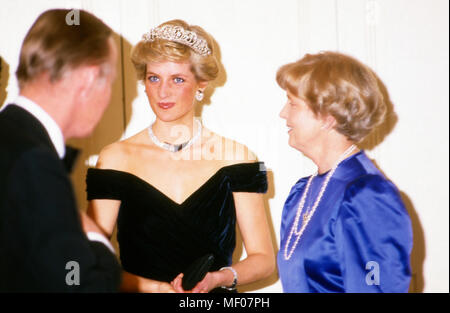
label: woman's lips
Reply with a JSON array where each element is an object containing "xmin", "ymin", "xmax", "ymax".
[{"xmin": 158, "ymin": 102, "xmax": 175, "ymax": 110}]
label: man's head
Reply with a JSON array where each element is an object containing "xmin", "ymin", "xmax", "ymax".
[{"xmin": 16, "ymin": 9, "xmax": 117, "ymax": 138}]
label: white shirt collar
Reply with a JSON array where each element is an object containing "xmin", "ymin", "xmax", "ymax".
[{"xmin": 12, "ymin": 95, "xmax": 66, "ymax": 158}]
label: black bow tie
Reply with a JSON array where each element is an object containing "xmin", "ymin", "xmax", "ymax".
[{"xmin": 62, "ymin": 145, "xmax": 80, "ymax": 173}]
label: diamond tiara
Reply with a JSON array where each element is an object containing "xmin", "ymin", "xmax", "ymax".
[{"xmin": 142, "ymin": 25, "xmax": 212, "ymax": 56}]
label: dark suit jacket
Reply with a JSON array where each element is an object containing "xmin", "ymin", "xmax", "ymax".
[{"xmin": 0, "ymin": 104, "xmax": 121, "ymax": 292}]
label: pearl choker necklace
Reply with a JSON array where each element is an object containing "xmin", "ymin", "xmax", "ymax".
[
  {"xmin": 147, "ymin": 119, "xmax": 202, "ymax": 153},
  {"xmin": 283, "ymin": 144, "xmax": 357, "ymax": 260}
]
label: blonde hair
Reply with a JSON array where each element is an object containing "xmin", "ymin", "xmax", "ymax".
[
  {"xmin": 276, "ymin": 51, "xmax": 386, "ymax": 142},
  {"xmin": 131, "ymin": 19, "xmax": 219, "ymax": 83},
  {"xmin": 16, "ymin": 9, "xmax": 113, "ymax": 89}
]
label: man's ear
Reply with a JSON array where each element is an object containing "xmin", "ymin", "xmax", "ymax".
[{"xmin": 77, "ymin": 65, "xmax": 101, "ymax": 99}]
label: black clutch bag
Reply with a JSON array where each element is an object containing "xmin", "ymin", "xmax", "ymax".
[{"xmin": 182, "ymin": 253, "xmax": 215, "ymax": 290}]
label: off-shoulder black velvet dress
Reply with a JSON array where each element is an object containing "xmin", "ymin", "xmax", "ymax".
[{"xmin": 86, "ymin": 162, "xmax": 267, "ymax": 291}]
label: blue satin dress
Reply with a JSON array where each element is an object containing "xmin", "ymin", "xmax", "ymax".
[{"xmin": 277, "ymin": 151, "xmax": 413, "ymax": 292}]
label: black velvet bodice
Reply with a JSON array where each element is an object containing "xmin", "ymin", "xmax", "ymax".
[{"xmin": 86, "ymin": 162, "xmax": 267, "ymax": 283}]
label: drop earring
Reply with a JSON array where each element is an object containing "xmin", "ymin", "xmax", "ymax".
[{"xmin": 195, "ymin": 90, "xmax": 204, "ymax": 101}]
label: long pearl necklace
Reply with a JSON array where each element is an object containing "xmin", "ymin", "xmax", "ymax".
[
  {"xmin": 147, "ymin": 119, "xmax": 202, "ymax": 153},
  {"xmin": 283, "ymin": 144, "xmax": 357, "ymax": 260}
]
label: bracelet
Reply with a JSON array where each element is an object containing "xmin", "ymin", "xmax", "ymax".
[{"xmin": 219, "ymin": 266, "xmax": 238, "ymax": 290}]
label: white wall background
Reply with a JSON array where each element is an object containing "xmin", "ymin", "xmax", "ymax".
[{"xmin": 0, "ymin": 0, "xmax": 448, "ymax": 293}]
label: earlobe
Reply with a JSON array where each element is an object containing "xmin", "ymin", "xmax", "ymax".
[
  {"xmin": 195, "ymin": 82, "xmax": 208, "ymax": 102},
  {"xmin": 195, "ymin": 89, "xmax": 204, "ymax": 101}
]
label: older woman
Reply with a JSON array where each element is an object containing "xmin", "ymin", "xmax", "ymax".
[
  {"xmin": 85, "ymin": 19, "xmax": 274, "ymax": 293},
  {"xmin": 276, "ymin": 52, "xmax": 412, "ymax": 292}
]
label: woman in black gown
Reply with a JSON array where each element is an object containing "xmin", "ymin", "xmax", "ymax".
[{"xmin": 86, "ymin": 19, "xmax": 275, "ymax": 293}]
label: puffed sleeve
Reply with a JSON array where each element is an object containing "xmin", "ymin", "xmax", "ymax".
[
  {"xmin": 335, "ymin": 174, "xmax": 413, "ymax": 292},
  {"xmin": 224, "ymin": 161, "xmax": 268, "ymax": 193},
  {"xmin": 86, "ymin": 168, "xmax": 125, "ymax": 201}
]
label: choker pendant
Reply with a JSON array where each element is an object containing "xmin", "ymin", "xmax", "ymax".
[
  {"xmin": 163, "ymin": 141, "xmax": 188, "ymax": 152},
  {"xmin": 148, "ymin": 119, "xmax": 202, "ymax": 153}
]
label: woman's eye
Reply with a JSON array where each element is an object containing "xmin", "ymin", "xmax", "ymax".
[
  {"xmin": 174, "ymin": 77, "xmax": 185, "ymax": 84},
  {"xmin": 148, "ymin": 76, "xmax": 159, "ymax": 82}
]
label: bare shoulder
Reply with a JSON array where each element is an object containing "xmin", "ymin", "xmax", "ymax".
[
  {"xmin": 96, "ymin": 130, "xmax": 146, "ymax": 170},
  {"xmin": 203, "ymin": 128, "xmax": 259, "ymax": 166},
  {"xmin": 95, "ymin": 141, "xmax": 127, "ymax": 170}
]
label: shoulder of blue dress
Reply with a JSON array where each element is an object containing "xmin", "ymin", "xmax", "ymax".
[
  {"xmin": 339, "ymin": 174, "xmax": 408, "ymax": 226},
  {"xmin": 333, "ymin": 150, "xmax": 384, "ymax": 183},
  {"xmin": 293, "ymin": 176, "xmax": 310, "ymax": 190},
  {"xmin": 344, "ymin": 172, "xmax": 387, "ymax": 192}
]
